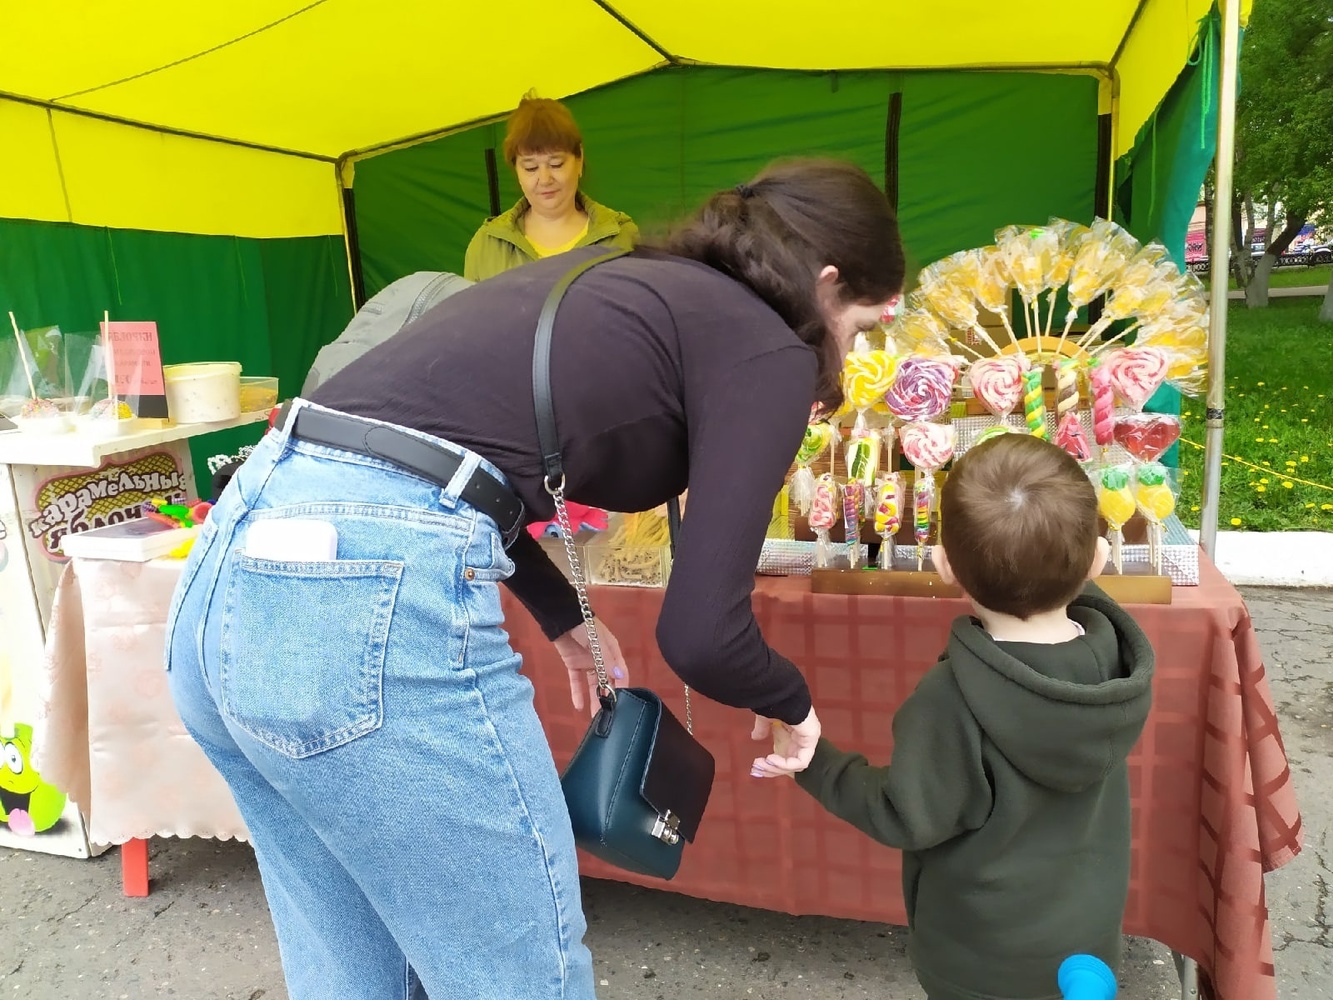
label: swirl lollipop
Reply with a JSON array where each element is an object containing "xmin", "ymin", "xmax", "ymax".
[
  {"xmin": 843, "ymin": 347, "xmax": 898, "ymax": 436},
  {"xmin": 810, "ymin": 473, "xmax": 839, "ymax": 570},
  {"xmin": 1088, "ymin": 360, "xmax": 1116, "ymax": 459},
  {"xmin": 1135, "ymin": 462, "xmax": 1177, "ymax": 575},
  {"xmin": 1097, "ymin": 466, "xmax": 1137, "ymax": 575},
  {"xmin": 790, "ymin": 421, "xmax": 834, "ymax": 515},
  {"xmin": 872, "ymin": 473, "xmax": 904, "ymax": 570},
  {"xmin": 885, "ymin": 357, "xmax": 959, "ymax": 422},
  {"xmin": 900, "ymin": 422, "xmax": 956, "ymax": 571},
  {"xmin": 1102, "ymin": 347, "xmax": 1169, "ymax": 410},
  {"xmin": 968, "ymin": 355, "xmax": 1025, "ymax": 422}
]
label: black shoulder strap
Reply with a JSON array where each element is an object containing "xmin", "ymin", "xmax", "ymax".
[
  {"xmin": 531, "ymin": 246, "xmax": 681, "ymax": 553},
  {"xmin": 533, "ymin": 248, "xmax": 630, "ymax": 489}
]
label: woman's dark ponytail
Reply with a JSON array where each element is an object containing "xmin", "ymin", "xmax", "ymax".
[{"xmin": 658, "ymin": 159, "xmax": 904, "ymax": 413}]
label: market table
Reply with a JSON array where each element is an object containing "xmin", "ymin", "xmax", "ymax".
[{"xmin": 35, "ymin": 554, "xmax": 1299, "ymax": 1000}]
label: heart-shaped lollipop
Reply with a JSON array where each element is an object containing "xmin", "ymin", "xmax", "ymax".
[
  {"xmin": 899, "ymin": 422, "xmax": 957, "ymax": 472},
  {"xmin": 1113, "ymin": 412, "xmax": 1181, "ymax": 462},
  {"xmin": 1102, "ymin": 347, "xmax": 1169, "ymax": 410},
  {"xmin": 968, "ymin": 356, "xmax": 1025, "ymax": 419}
]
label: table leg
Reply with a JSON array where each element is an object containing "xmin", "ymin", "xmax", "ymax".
[
  {"xmin": 121, "ymin": 838, "xmax": 150, "ymax": 897},
  {"xmin": 1172, "ymin": 951, "xmax": 1200, "ymax": 1000}
]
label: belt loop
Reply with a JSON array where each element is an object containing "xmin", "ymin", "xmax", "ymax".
[{"xmin": 439, "ymin": 450, "xmax": 480, "ymax": 508}]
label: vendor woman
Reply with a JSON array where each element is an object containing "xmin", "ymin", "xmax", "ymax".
[{"xmin": 463, "ymin": 92, "xmax": 638, "ymax": 280}]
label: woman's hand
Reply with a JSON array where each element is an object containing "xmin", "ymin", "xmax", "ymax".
[
  {"xmin": 553, "ymin": 619, "xmax": 629, "ymax": 716},
  {"xmin": 749, "ymin": 707, "xmax": 822, "ymax": 777}
]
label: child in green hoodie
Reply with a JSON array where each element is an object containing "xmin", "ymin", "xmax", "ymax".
[{"xmin": 776, "ymin": 434, "xmax": 1155, "ymax": 1000}]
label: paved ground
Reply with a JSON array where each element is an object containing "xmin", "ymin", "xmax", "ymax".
[
  {"xmin": 1, "ymin": 586, "xmax": 1328, "ymax": 999},
  {"xmin": 1226, "ymin": 285, "xmax": 1328, "ymax": 300}
]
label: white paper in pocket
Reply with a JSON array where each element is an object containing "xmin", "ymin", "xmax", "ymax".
[{"xmin": 245, "ymin": 519, "xmax": 338, "ymax": 562}]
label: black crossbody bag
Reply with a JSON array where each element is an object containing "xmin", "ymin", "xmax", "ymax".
[{"xmin": 532, "ymin": 249, "xmax": 715, "ymax": 880}]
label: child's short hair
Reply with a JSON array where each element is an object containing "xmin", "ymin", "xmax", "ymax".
[{"xmin": 940, "ymin": 434, "xmax": 1098, "ymax": 619}]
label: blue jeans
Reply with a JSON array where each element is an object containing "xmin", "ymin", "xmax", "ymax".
[{"xmin": 166, "ymin": 401, "xmax": 595, "ymax": 1000}]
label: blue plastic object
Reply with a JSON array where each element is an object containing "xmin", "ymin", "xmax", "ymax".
[{"xmin": 1058, "ymin": 955, "xmax": 1117, "ymax": 1000}]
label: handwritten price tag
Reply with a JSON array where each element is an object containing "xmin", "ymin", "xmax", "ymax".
[{"xmin": 100, "ymin": 321, "xmax": 168, "ymax": 418}]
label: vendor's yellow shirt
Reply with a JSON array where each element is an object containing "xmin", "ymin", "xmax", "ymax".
[{"xmin": 529, "ymin": 221, "xmax": 589, "ymax": 258}]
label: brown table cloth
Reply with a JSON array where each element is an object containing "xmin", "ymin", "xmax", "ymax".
[
  {"xmin": 35, "ymin": 554, "xmax": 1297, "ymax": 1000},
  {"xmin": 514, "ymin": 554, "xmax": 1300, "ymax": 1000}
]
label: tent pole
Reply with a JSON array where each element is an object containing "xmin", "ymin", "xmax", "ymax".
[{"xmin": 1199, "ymin": 0, "xmax": 1242, "ymax": 559}]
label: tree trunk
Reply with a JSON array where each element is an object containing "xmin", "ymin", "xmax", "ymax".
[
  {"xmin": 1247, "ymin": 212, "xmax": 1308, "ymax": 309},
  {"xmin": 1320, "ymin": 277, "xmax": 1333, "ymax": 323},
  {"xmin": 1230, "ymin": 193, "xmax": 1258, "ymax": 292}
]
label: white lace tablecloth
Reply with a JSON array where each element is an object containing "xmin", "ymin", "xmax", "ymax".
[{"xmin": 35, "ymin": 558, "xmax": 248, "ymax": 845}]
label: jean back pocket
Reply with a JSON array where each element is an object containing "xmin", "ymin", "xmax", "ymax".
[{"xmin": 218, "ymin": 552, "xmax": 404, "ymax": 758}]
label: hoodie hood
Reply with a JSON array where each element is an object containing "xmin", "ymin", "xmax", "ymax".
[{"xmin": 947, "ymin": 585, "xmax": 1154, "ymax": 792}]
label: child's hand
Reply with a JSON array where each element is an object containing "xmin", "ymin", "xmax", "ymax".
[{"xmin": 749, "ymin": 708, "xmax": 821, "ymax": 778}]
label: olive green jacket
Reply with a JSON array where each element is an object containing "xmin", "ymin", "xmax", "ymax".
[{"xmin": 462, "ymin": 194, "xmax": 639, "ymax": 281}]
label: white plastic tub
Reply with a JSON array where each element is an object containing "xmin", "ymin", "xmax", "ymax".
[{"xmin": 163, "ymin": 362, "xmax": 242, "ymax": 423}]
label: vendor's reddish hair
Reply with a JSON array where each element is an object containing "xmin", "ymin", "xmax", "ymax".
[
  {"xmin": 940, "ymin": 435, "xmax": 1098, "ymax": 619},
  {"xmin": 503, "ymin": 91, "xmax": 583, "ymax": 165}
]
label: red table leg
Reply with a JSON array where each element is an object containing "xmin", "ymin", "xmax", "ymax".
[{"xmin": 121, "ymin": 838, "xmax": 149, "ymax": 897}]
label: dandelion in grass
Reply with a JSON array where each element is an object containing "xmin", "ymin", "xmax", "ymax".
[
  {"xmin": 1282, "ymin": 482, "xmax": 1294, "ymax": 489},
  {"xmin": 1323, "ymin": 505, "xmax": 1333, "ymax": 512},
  {"xmin": 1256, "ymin": 485, "xmax": 1267, "ymax": 492},
  {"xmin": 1231, "ymin": 517, "xmax": 1243, "ymax": 526}
]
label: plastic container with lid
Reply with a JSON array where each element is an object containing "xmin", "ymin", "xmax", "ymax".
[
  {"xmin": 239, "ymin": 376, "xmax": 279, "ymax": 414},
  {"xmin": 163, "ymin": 362, "xmax": 242, "ymax": 423}
]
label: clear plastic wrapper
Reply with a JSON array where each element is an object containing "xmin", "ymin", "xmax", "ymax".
[
  {"xmin": 899, "ymin": 422, "xmax": 956, "ymax": 571},
  {"xmin": 1113, "ymin": 412, "xmax": 1182, "ymax": 464},
  {"xmin": 1088, "ymin": 360, "xmax": 1116, "ymax": 453},
  {"xmin": 1134, "ymin": 462, "xmax": 1178, "ymax": 574},
  {"xmin": 843, "ymin": 480, "xmax": 866, "ymax": 570},
  {"xmin": 810, "ymin": 473, "xmax": 839, "ymax": 570},
  {"xmin": 790, "ymin": 421, "xmax": 834, "ymax": 515},
  {"xmin": 968, "ymin": 355, "xmax": 1026, "ymax": 420},
  {"xmin": 872, "ymin": 473, "xmax": 904, "ymax": 570},
  {"xmin": 885, "ymin": 356, "xmax": 959, "ymax": 422},
  {"xmin": 1022, "ymin": 365, "xmax": 1047, "ymax": 439},
  {"xmin": 1101, "ymin": 346, "xmax": 1169, "ymax": 410},
  {"xmin": 1096, "ymin": 465, "xmax": 1137, "ymax": 575}
]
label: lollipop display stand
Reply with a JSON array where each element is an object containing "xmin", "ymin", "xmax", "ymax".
[
  {"xmin": 0, "ymin": 410, "xmax": 268, "ymax": 858},
  {"xmin": 778, "ymin": 219, "xmax": 1209, "ymax": 607}
]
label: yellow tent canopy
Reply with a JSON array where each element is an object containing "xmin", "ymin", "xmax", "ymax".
[{"xmin": 0, "ymin": 0, "xmax": 1247, "ymax": 239}]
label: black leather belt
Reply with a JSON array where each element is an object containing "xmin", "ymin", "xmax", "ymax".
[{"xmin": 274, "ymin": 403, "xmax": 526, "ymax": 547}]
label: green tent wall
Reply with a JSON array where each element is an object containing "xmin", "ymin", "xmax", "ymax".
[
  {"xmin": 0, "ymin": 220, "xmax": 353, "ymax": 487},
  {"xmin": 353, "ymin": 68, "xmax": 1102, "ymax": 297}
]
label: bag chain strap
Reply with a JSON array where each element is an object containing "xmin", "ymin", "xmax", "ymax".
[{"xmin": 546, "ymin": 478, "xmax": 693, "ymax": 734}]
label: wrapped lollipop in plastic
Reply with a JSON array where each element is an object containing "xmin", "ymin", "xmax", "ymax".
[
  {"xmin": 1135, "ymin": 462, "xmax": 1177, "ymax": 575},
  {"xmin": 1075, "ymin": 245, "xmax": 1178, "ymax": 350},
  {"xmin": 1101, "ymin": 346, "xmax": 1169, "ymax": 411},
  {"xmin": 843, "ymin": 479, "xmax": 866, "ymax": 570},
  {"xmin": 810, "ymin": 473, "xmax": 840, "ymax": 570},
  {"xmin": 968, "ymin": 247, "xmax": 1017, "ymax": 340},
  {"xmin": 842, "ymin": 340, "xmax": 898, "ymax": 435},
  {"xmin": 1090, "ymin": 269, "xmax": 1209, "ymax": 359},
  {"xmin": 1053, "ymin": 358, "xmax": 1090, "ymax": 462},
  {"xmin": 1096, "ymin": 466, "xmax": 1137, "ymax": 575},
  {"xmin": 973, "ymin": 424, "xmax": 1015, "ymax": 448},
  {"xmin": 1040, "ymin": 219, "xmax": 1091, "ymax": 338},
  {"xmin": 900, "ymin": 422, "xmax": 956, "ymax": 570},
  {"xmin": 1113, "ymin": 412, "xmax": 1181, "ymax": 465},
  {"xmin": 969, "ymin": 354, "xmax": 1026, "ymax": 426},
  {"xmin": 790, "ymin": 421, "xmax": 835, "ymax": 515},
  {"xmin": 885, "ymin": 356, "xmax": 960, "ymax": 423},
  {"xmin": 1022, "ymin": 365, "xmax": 1047, "ymax": 440},
  {"xmin": 1056, "ymin": 220, "xmax": 1141, "ymax": 352},
  {"xmin": 872, "ymin": 473, "xmax": 904, "ymax": 571},
  {"xmin": 996, "ymin": 224, "xmax": 1060, "ymax": 342},
  {"xmin": 913, "ymin": 265, "xmax": 1003, "ymax": 358},
  {"xmin": 1088, "ymin": 359, "xmax": 1116, "ymax": 460}
]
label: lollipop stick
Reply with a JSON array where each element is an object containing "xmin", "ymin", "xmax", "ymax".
[
  {"xmin": 948, "ymin": 334, "xmax": 988, "ymax": 361},
  {"xmin": 1088, "ymin": 320, "xmax": 1145, "ymax": 358},
  {"xmin": 1111, "ymin": 528, "xmax": 1123, "ymax": 575},
  {"xmin": 1075, "ymin": 314, "xmax": 1118, "ymax": 351},
  {"xmin": 9, "ymin": 312, "xmax": 38, "ymax": 399},
  {"xmin": 965, "ymin": 323, "xmax": 1007, "ymax": 358},
  {"xmin": 1031, "ymin": 300, "xmax": 1044, "ymax": 353},
  {"xmin": 1044, "ymin": 290, "xmax": 1059, "ymax": 339}
]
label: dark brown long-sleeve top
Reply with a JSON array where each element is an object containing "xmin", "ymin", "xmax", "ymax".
[{"xmin": 313, "ymin": 247, "xmax": 816, "ymax": 724}]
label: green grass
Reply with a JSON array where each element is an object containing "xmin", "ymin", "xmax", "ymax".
[
  {"xmin": 1204, "ymin": 263, "xmax": 1331, "ymax": 292},
  {"xmin": 1177, "ymin": 298, "xmax": 1333, "ymax": 532}
]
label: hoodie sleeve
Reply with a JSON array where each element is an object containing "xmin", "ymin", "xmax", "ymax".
[{"xmin": 794, "ymin": 668, "xmax": 994, "ymax": 851}]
